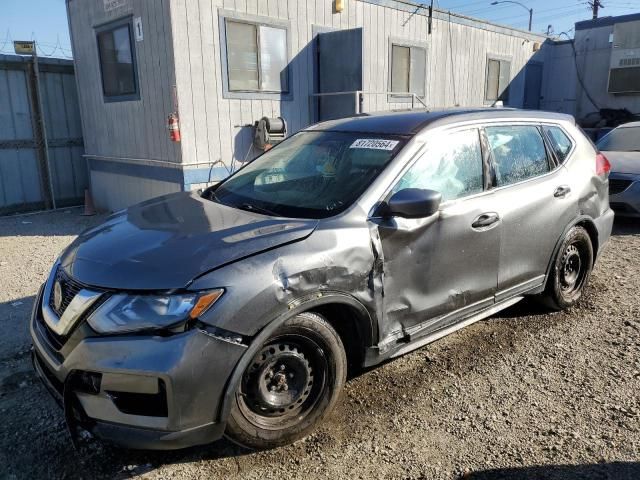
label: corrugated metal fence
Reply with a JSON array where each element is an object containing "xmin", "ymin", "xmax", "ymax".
[{"xmin": 0, "ymin": 54, "xmax": 87, "ymax": 215}]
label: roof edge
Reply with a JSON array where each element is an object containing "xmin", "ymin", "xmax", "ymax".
[
  {"xmin": 359, "ymin": 0, "xmax": 549, "ymax": 41},
  {"xmin": 576, "ymin": 12, "xmax": 640, "ymax": 31}
]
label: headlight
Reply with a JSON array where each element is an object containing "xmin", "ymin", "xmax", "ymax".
[{"xmin": 87, "ymin": 289, "xmax": 224, "ymax": 334}]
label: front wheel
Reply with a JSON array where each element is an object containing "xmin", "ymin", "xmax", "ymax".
[
  {"xmin": 539, "ymin": 226, "xmax": 593, "ymax": 310},
  {"xmin": 225, "ymin": 312, "xmax": 347, "ymax": 450}
]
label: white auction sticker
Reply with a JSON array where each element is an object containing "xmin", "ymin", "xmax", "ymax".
[{"xmin": 350, "ymin": 139, "xmax": 399, "ymax": 150}]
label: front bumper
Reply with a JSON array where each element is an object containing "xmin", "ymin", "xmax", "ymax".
[
  {"xmin": 30, "ymin": 284, "xmax": 247, "ymax": 450},
  {"xmin": 609, "ymin": 174, "xmax": 640, "ymax": 217}
]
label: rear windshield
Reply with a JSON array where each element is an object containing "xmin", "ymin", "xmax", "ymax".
[
  {"xmin": 596, "ymin": 126, "xmax": 640, "ymax": 152},
  {"xmin": 208, "ymin": 131, "xmax": 406, "ymax": 219}
]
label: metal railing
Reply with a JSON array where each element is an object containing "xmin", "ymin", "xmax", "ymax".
[{"xmin": 309, "ymin": 90, "xmax": 428, "ymax": 116}]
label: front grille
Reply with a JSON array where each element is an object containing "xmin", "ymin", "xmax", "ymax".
[
  {"xmin": 49, "ymin": 267, "xmax": 84, "ymax": 317},
  {"xmin": 609, "ymin": 179, "xmax": 633, "ymax": 195},
  {"xmin": 33, "ymin": 350, "xmax": 64, "ymax": 398},
  {"xmin": 35, "ymin": 312, "xmax": 66, "ymax": 353},
  {"xmin": 107, "ymin": 380, "xmax": 168, "ymax": 417},
  {"xmin": 39, "ymin": 268, "xmax": 107, "ymax": 354}
]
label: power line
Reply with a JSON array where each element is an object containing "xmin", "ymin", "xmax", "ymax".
[
  {"xmin": 559, "ymin": 31, "xmax": 601, "ymax": 111},
  {"xmin": 490, "ymin": 4, "xmax": 589, "ymax": 23}
]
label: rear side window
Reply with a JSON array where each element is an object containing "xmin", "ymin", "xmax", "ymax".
[
  {"xmin": 544, "ymin": 126, "xmax": 573, "ymax": 163},
  {"xmin": 392, "ymin": 129, "xmax": 483, "ymax": 201},
  {"xmin": 486, "ymin": 125, "xmax": 550, "ymax": 187},
  {"xmin": 597, "ymin": 126, "xmax": 640, "ymax": 152}
]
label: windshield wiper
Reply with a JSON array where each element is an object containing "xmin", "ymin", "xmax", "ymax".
[
  {"xmin": 236, "ymin": 202, "xmax": 280, "ymax": 217},
  {"xmin": 203, "ymin": 188, "xmax": 221, "ymax": 203}
]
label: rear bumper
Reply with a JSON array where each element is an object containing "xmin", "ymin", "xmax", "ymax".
[
  {"xmin": 609, "ymin": 174, "xmax": 640, "ymax": 217},
  {"xmin": 30, "ymin": 284, "xmax": 247, "ymax": 450},
  {"xmin": 594, "ymin": 207, "xmax": 615, "ymax": 259}
]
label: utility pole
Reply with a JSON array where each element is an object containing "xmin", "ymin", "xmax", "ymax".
[{"xmin": 588, "ymin": 0, "xmax": 604, "ymax": 20}]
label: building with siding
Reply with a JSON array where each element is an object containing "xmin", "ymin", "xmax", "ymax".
[
  {"xmin": 67, "ymin": 0, "xmax": 552, "ymax": 211},
  {"xmin": 540, "ymin": 13, "xmax": 640, "ymax": 123}
]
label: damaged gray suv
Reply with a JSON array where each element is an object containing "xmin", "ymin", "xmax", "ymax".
[{"xmin": 31, "ymin": 109, "xmax": 613, "ymax": 450}]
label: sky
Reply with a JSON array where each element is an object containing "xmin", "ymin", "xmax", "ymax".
[
  {"xmin": 431, "ymin": 0, "xmax": 640, "ymax": 36},
  {"xmin": 0, "ymin": 0, "xmax": 638, "ymax": 59},
  {"xmin": 0, "ymin": 0, "xmax": 72, "ymax": 59}
]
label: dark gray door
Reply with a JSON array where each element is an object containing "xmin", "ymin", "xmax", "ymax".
[
  {"xmin": 371, "ymin": 128, "xmax": 500, "ymax": 341},
  {"xmin": 483, "ymin": 124, "xmax": 577, "ymax": 300},
  {"xmin": 315, "ymin": 28, "xmax": 363, "ymax": 122},
  {"xmin": 523, "ymin": 62, "xmax": 543, "ymax": 110}
]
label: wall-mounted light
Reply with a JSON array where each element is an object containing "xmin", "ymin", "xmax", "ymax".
[{"xmin": 335, "ymin": 0, "xmax": 344, "ymax": 13}]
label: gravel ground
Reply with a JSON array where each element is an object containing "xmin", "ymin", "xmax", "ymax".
[{"xmin": 0, "ymin": 209, "xmax": 638, "ymax": 480}]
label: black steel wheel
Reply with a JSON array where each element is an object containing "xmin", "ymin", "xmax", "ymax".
[
  {"xmin": 540, "ymin": 226, "xmax": 593, "ymax": 310},
  {"xmin": 225, "ymin": 312, "xmax": 346, "ymax": 450}
]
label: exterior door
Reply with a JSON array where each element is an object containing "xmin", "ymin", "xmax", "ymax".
[
  {"xmin": 482, "ymin": 124, "xmax": 578, "ymax": 300},
  {"xmin": 315, "ymin": 28, "xmax": 363, "ymax": 122},
  {"xmin": 523, "ymin": 62, "xmax": 543, "ymax": 110},
  {"xmin": 371, "ymin": 128, "xmax": 500, "ymax": 342}
]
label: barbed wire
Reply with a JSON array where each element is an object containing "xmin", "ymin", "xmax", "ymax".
[{"xmin": 0, "ymin": 29, "xmax": 73, "ymax": 59}]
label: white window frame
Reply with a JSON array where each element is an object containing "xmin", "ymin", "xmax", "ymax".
[
  {"xmin": 388, "ymin": 37, "xmax": 427, "ymax": 102},
  {"xmin": 218, "ymin": 10, "xmax": 292, "ymax": 100},
  {"xmin": 484, "ymin": 54, "xmax": 512, "ymax": 104}
]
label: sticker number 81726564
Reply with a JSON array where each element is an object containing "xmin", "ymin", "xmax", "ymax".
[{"xmin": 349, "ymin": 139, "xmax": 400, "ymax": 150}]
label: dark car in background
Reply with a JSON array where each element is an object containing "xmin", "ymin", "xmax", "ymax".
[
  {"xmin": 31, "ymin": 109, "xmax": 613, "ymax": 451},
  {"xmin": 597, "ymin": 122, "xmax": 640, "ymax": 217}
]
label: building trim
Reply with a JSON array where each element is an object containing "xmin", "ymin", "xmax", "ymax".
[
  {"xmin": 575, "ymin": 13, "xmax": 640, "ymax": 31},
  {"xmin": 359, "ymin": 0, "xmax": 548, "ymax": 42},
  {"xmin": 86, "ymin": 155, "xmax": 230, "ymax": 189}
]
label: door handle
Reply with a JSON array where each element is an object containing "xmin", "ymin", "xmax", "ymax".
[
  {"xmin": 554, "ymin": 185, "xmax": 571, "ymax": 198},
  {"xmin": 472, "ymin": 212, "xmax": 500, "ymax": 230}
]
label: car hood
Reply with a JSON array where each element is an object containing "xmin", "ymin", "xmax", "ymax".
[
  {"xmin": 60, "ymin": 192, "xmax": 318, "ymax": 290},
  {"xmin": 605, "ymin": 151, "xmax": 640, "ymax": 175}
]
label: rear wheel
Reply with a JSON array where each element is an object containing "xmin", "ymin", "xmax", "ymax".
[
  {"xmin": 225, "ymin": 312, "xmax": 346, "ymax": 450},
  {"xmin": 540, "ymin": 226, "xmax": 593, "ymax": 310}
]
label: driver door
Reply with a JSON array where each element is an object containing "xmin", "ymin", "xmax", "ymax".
[{"xmin": 370, "ymin": 128, "xmax": 501, "ymax": 342}]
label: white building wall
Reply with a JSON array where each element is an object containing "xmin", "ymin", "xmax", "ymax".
[{"xmin": 169, "ymin": 0, "xmax": 548, "ymax": 175}]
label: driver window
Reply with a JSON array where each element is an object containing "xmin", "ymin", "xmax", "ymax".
[{"xmin": 392, "ymin": 129, "xmax": 484, "ymax": 201}]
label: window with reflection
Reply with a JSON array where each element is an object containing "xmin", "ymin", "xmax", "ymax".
[
  {"xmin": 486, "ymin": 125, "xmax": 550, "ymax": 186},
  {"xmin": 392, "ymin": 129, "xmax": 484, "ymax": 201}
]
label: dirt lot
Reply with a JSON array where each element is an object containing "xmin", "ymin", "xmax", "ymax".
[{"xmin": 0, "ymin": 209, "xmax": 638, "ymax": 480}]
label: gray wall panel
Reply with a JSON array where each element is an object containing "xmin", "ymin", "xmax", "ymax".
[{"xmin": 0, "ymin": 55, "xmax": 87, "ymax": 213}]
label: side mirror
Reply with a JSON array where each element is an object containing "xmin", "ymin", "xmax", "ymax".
[{"xmin": 385, "ymin": 188, "xmax": 442, "ymax": 219}]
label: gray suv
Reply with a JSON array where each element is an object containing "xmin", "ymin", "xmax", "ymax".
[{"xmin": 31, "ymin": 109, "xmax": 613, "ymax": 451}]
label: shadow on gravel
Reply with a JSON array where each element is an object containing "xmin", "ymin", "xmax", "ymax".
[
  {"xmin": 491, "ymin": 298, "xmax": 553, "ymax": 319},
  {"xmin": 0, "ymin": 208, "xmax": 105, "ymax": 237},
  {"xmin": 612, "ymin": 217, "xmax": 640, "ymax": 236},
  {"xmin": 72, "ymin": 438, "xmax": 253, "ymax": 479},
  {"xmin": 467, "ymin": 461, "xmax": 640, "ymax": 480}
]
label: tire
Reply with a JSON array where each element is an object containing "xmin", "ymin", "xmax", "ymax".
[
  {"xmin": 225, "ymin": 312, "xmax": 347, "ymax": 450},
  {"xmin": 539, "ymin": 226, "xmax": 593, "ymax": 310}
]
